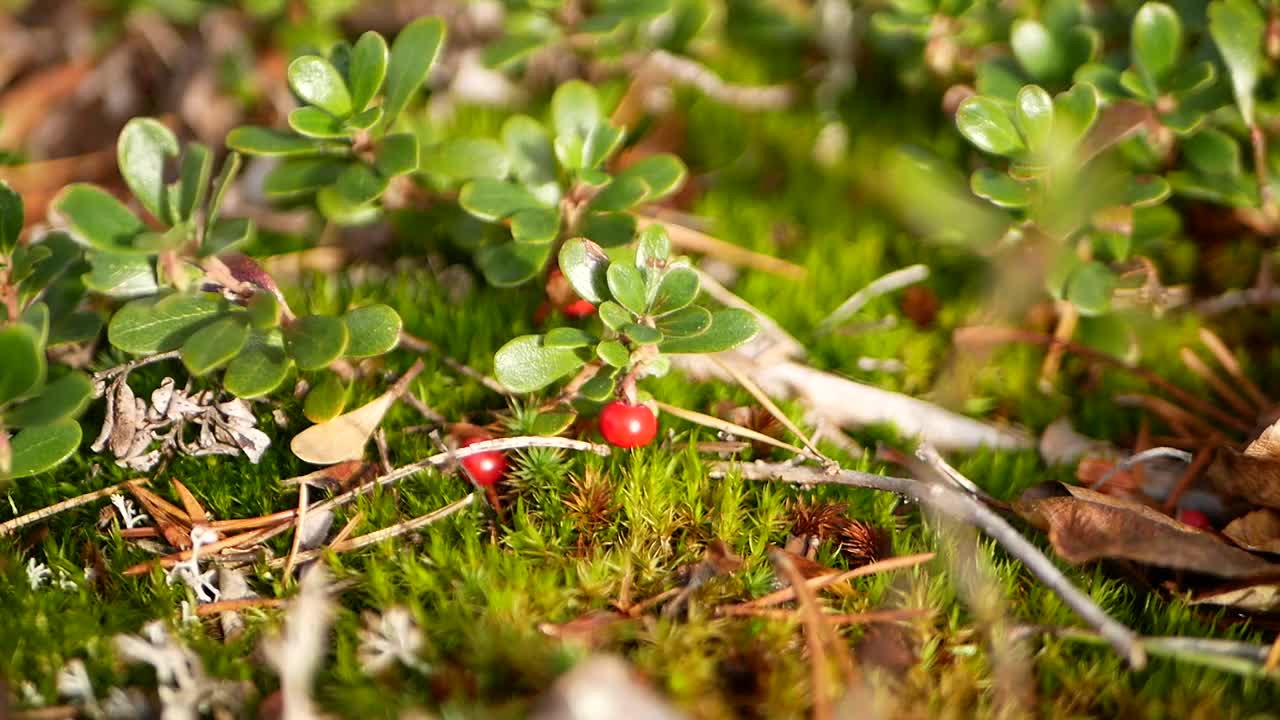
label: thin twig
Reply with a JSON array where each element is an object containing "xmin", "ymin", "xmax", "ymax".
[
  {"xmin": 655, "ymin": 401, "xmax": 810, "ymax": 457},
  {"xmin": 398, "ymin": 331, "xmax": 511, "ymax": 395},
  {"xmin": 1161, "ymin": 447, "xmax": 1215, "ymax": 513},
  {"xmin": 330, "ymin": 511, "xmax": 363, "ymax": 547},
  {"xmin": 194, "ymin": 597, "xmax": 287, "ymax": 616},
  {"xmin": 715, "ymin": 460, "xmax": 1148, "ymax": 668},
  {"xmin": 816, "ymin": 264, "xmax": 929, "ymax": 333},
  {"xmin": 268, "ymin": 493, "xmax": 476, "ymax": 568},
  {"xmin": 92, "ymin": 351, "xmax": 181, "ymax": 383},
  {"xmin": 1090, "ymin": 447, "xmax": 1193, "ymax": 492},
  {"xmin": 0, "ymin": 479, "xmax": 147, "ymax": 536},
  {"xmin": 1017, "ymin": 625, "xmax": 1276, "ymax": 678}
]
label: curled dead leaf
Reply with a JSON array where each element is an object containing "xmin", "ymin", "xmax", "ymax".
[
  {"xmin": 290, "ymin": 360, "xmax": 423, "ymax": 465},
  {"xmin": 1222, "ymin": 509, "xmax": 1280, "ymax": 554},
  {"xmin": 1015, "ymin": 482, "xmax": 1277, "ymax": 579},
  {"xmin": 1207, "ymin": 420, "xmax": 1280, "ymax": 510}
]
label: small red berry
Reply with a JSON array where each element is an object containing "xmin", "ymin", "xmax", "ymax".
[
  {"xmin": 599, "ymin": 401, "xmax": 658, "ymax": 449},
  {"xmin": 1178, "ymin": 508, "xmax": 1212, "ymax": 531},
  {"xmin": 563, "ymin": 299, "xmax": 596, "ymax": 318},
  {"xmin": 461, "ymin": 436, "xmax": 507, "ymax": 486}
]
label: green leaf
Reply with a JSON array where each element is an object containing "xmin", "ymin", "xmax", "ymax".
[
  {"xmin": 384, "ymin": 17, "xmax": 446, "ymax": 124},
  {"xmin": 503, "ymin": 115, "xmax": 558, "ymax": 188},
  {"xmin": 82, "ymin": 252, "xmax": 156, "ymax": 298},
  {"xmin": 51, "ymin": 184, "xmax": 147, "ymax": 254},
  {"xmin": 285, "ymin": 315, "xmax": 350, "ymax": 370},
  {"xmin": 1132, "ymin": 3, "xmax": 1182, "ymax": 90},
  {"xmin": 107, "ymin": 293, "xmax": 227, "ymax": 354},
  {"xmin": 590, "ymin": 176, "xmax": 649, "ymax": 212},
  {"xmin": 117, "ymin": 118, "xmax": 179, "ymax": 223},
  {"xmin": 375, "ymin": 133, "xmax": 419, "ymax": 177},
  {"xmin": 304, "ymin": 372, "xmax": 349, "ymax": 423},
  {"xmin": 607, "ymin": 263, "xmax": 647, "ymax": 314},
  {"xmin": 659, "ymin": 308, "xmax": 758, "ymax": 353},
  {"xmin": 180, "ymin": 315, "xmax": 250, "ymax": 375},
  {"xmin": 202, "ymin": 218, "xmax": 255, "ymax": 257},
  {"xmin": 1010, "ymin": 20, "xmax": 1066, "ymax": 82},
  {"xmin": 598, "ymin": 301, "xmax": 631, "ymax": 331},
  {"xmin": 263, "ymin": 159, "xmax": 346, "ymax": 198},
  {"xmin": 552, "ymin": 80, "xmax": 603, "ymax": 145},
  {"xmin": 635, "ymin": 224, "xmax": 671, "ymax": 273},
  {"xmin": 545, "ymin": 327, "xmax": 597, "ymax": 348},
  {"xmin": 289, "ymin": 106, "xmax": 348, "ymax": 138},
  {"xmin": 1182, "ymin": 128, "xmax": 1241, "ymax": 176},
  {"xmin": 19, "ymin": 301, "xmax": 48, "ymax": 348},
  {"xmin": 1126, "ymin": 175, "xmax": 1171, "ymax": 207},
  {"xmin": 5, "ymin": 420, "xmax": 81, "ymax": 479},
  {"xmin": 224, "ymin": 330, "xmax": 291, "ymax": 398},
  {"xmin": 342, "ymin": 304, "xmax": 401, "ymax": 357},
  {"xmin": 579, "ymin": 367, "xmax": 619, "ymax": 401},
  {"xmin": 348, "ymin": 31, "xmax": 389, "ymax": 112},
  {"xmin": 226, "ymin": 127, "xmax": 338, "ymax": 157},
  {"xmin": 510, "ymin": 207, "xmax": 560, "ymax": 244},
  {"xmin": 424, "ymin": 138, "xmax": 508, "ymax": 182},
  {"xmin": 477, "ymin": 239, "xmax": 554, "ymax": 287},
  {"xmin": 0, "ymin": 179, "xmax": 23, "ymax": 256},
  {"xmin": 248, "ymin": 292, "xmax": 281, "ymax": 329},
  {"xmin": 956, "ymin": 97, "xmax": 1024, "ymax": 157},
  {"xmin": 1065, "ymin": 261, "xmax": 1117, "ymax": 316},
  {"xmin": 1014, "ymin": 85, "xmax": 1054, "ymax": 153},
  {"xmin": 3, "ymin": 372, "xmax": 92, "ymax": 427},
  {"xmin": 169, "ymin": 142, "xmax": 213, "ymax": 224},
  {"xmin": 1053, "ymin": 83, "xmax": 1099, "ymax": 147},
  {"xmin": 580, "ymin": 212, "xmax": 637, "ymax": 247},
  {"xmin": 483, "ymin": 34, "xmax": 548, "ymax": 68},
  {"xmin": 494, "ymin": 334, "xmax": 585, "ymax": 393},
  {"xmin": 459, "ymin": 179, "xmax": 545, "ymax": 221},
  {"xmin": 649, "ymin": 267, "xmax": 699, "ymax": 315},
  {"xmin": 530, "ymin": 409, "xmax": 577, "ymax": 436},
  {"xmin": 970, "ymin": 168, "xmax": 1034, "ymax": 208},
  {"xmin": 336, "ymin": 163, "xmax": 390, "ymax": 205},
  {"xmin": 47, "ymin": 312, "xmax": 103, "ymax": 346},
  {"xmin": 596, "ymin": 339, "xmax": 630, "ymax": 367},
  {"xmin": 288, "ymin": 55, "xmax": 353, "ymax": 117},
  {"xmin": 559, "ymin": 238, "xmax": 611, "ymax": 304},
  {"xmin": 1209, "ymin": 0, "xmax": 1264, "ymax": 125},
  {"xmin": 0, "ymin": 324, "xmax": 44, "ymax": 405},
  {"xmin": 579, "ymin": 124, "xmax": 626, "ymax": 171},
  {"xmin": 207, "ymin": 152, "xmax": 241, "ymax": 229},
  {"xmin": 615, "ymin": 154, "xmax": 686, "ymax": 202},
  {"xmin": 344, "ymin": 106, "xmax": 384, "ymax": 132},
  {"xmin": 655, "ymin": 304, "xmax": 712, "ymax": 337},
  {"xmin": 623, "ymin": 323, "xmax": 662, "ymax": 345}
]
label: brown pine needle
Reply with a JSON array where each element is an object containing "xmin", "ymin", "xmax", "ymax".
[
  {"xmin": 655, "ymin": 401, "xmax": 807, "ymax": 456},
  {"xmin": 1198, "ymin": 327, "xmax": 1271, "ymax": 413},
  {"xmin": 330, "ymin": 511, "xmax": 364, "ymax": 547},
  {"xmin": 718, "ymin": 607, "xmax": 932, "ymax": 625},
  {"xmin": 1161, "ymin": 447, "xmax": 1216, "ymax": 513},
  {"xmin": 1180, "ymin": 347, "xmax": 1255, "ymax": 418},
  {"xmin": 0, "ymin": 479, "xmax": 146, "ymax": 536},
  {"xmin": 623, "ymin": 587, "xmax": 683, "ymax": 618},
  {"xmin": 124, "ymin": 526, "xmax": 279, "ymax": 576},
  {"xmin": 635, "ymin": 215, "xmax": 807, "ymax": 280},
  {"xmin": 194, "ymin": 597, "xmax": 287, "ymax": 616},
  {"xmin": 740, "ymin": 552, "xmax": 936, "ymax": 608},
  {"xmin": 1113, "ymin": 394, "xmax": 1226, "ymax": 441},
  {"xmin": 1266, "ymin": 634, "xmax": 1280, "ymax": 675},
  {"xmin": 170, "ymin": 478, "xmax": 209, "ymax": 525},
  {"xmin": 712, "ymin": 356, "xmax": 825, "ymax": 457},
  {"xmin": 282, "ymin": 482, "xmax": 310, "ymax": 579},
  {"xmin": 770, "ymin": 550, "xmax": 837, "ymax": 720}
]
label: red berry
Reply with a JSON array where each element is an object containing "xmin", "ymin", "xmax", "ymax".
[
  {"xmin": 563, "ymin": 299, "xmax": 596, "ymax": 318},
  {"xmin": 461, "ymin": 436, "xmax": 507, "ymax": 486},
  {"xmin": 1178, "ymin": 508, "xmax": 1212, "ymax": 531},
  {"xmin": 599, "ymin": 401, "xmax": 658, "ymax": 449}
]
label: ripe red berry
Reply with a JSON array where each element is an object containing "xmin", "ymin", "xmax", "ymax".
[
  {"xmin": 599, "ymin": 401, "xmax": 658, "ymax": 449},
  {"xmin": 1178, "ymin": 508, "xmax": 1212, "ymax": 531},
  {"xmin": 563, "ymin": 299, "xmax": 596, "ymax": 318},
  {"xmin": 461, "ymin": 436, "xmax": 507, "ymax": 486}
]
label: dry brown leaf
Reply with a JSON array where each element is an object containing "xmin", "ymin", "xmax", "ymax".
[
  {"xmin": 290, "ymin": 361, "xmax": 423, "ymax": 465},
  {"xmin": 1015, "ymin": 482, "xmax": 1277, "ymax": 578},
  {"xmin": 1222, "ymin": 509, "xmax": 1280, "ymax": 554},
  {"xmin": 1190, "ymin": 581, "xmax": 1280, "ymax": 612},
  {"xmin": 1207, "ymin": 420, "xmax": 1280, "ymax": 510}
]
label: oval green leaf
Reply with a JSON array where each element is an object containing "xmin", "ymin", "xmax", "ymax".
[
  {"xmin": 303, "ymin": 372, "xmax": 349, "ymax": 424},
  {"xmin": 107, "ymin": 293, "xmax": 227, "ymax": 354},
  {"xmin": 956, "ymin": 96, "xmax": 1024, "ymax": 157},
  {"xmin": 658, "ymin": 308, "xmax": 759, "ymax": 354},
  {"xmin": 559, "ymin": 238, "xmax": 611, "ymax": 304},
  {"xmin": 0, "ymin": 324, "xmax": 45, "ymax": 405},
  {"xmin": 606, "ymin": 263, "xmax": 647, "ymax": 315},
  {"xmin": 288, "ymin": 55, "xmax": 353, "ymax": 117},
  {"xmin": 181, "ymin": 315, "xmax": 250, "ymax": 375},
  {"xmin": 51, "ymin": 184, "xmax": 147, "ymax": 254},
  {"xmin": 349, "ymin": 31, "xmax": 389, "ymax": 112},
  {"xmin": 342, "ymin": 304, "xmax": 401, "ymax": 357},
  {"xmin": 6, "ymin": 419, "xmax": 81, "ymax": 479},
  {"xmin": 285, "ymin": 315, "xmax": 350, "ymax": 370},
  {"xmin": 494, "ymin": 334, "xmax": 586, "ymax": 393},
  {"xmin": 223, "ymin": 331, "xmax": 291, "ymax": 398},
  {"xmin": 117, "ymin": 118, "xmax": 179, "ymax": 223},
  {"xmin": 3, "ymin": 372, "xmax": 93, "ymax": 427},
  {"xmin": 384, "ymin": 17, "xmax": 446, "ymax": 124},
  {"xmin": 1132, "ymin": 2, "xmax": 1182, "ymax": 89}
]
